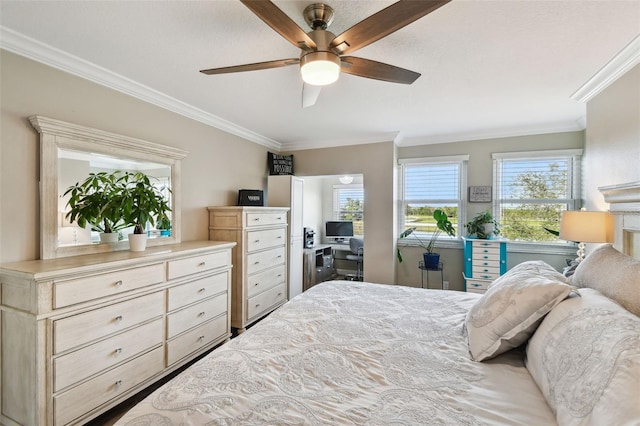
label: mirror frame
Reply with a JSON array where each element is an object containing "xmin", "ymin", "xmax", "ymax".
[{"xmin": 30, "ymin": 116, "xmax": 188, "ymax": 259}]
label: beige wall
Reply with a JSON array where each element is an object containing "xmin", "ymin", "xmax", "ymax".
[
  {"xmin": 286, "ymin": 142, "xmax": 397, "ymax": 284},
  {"xmin": 0, "ymin": 50, "xmax": 270, "ymax": 263},
  {"xmin": 584, "ymin": 64, "xmax": 640, "ymax": 211},
  {"xmin": 396, "ymin": 131, "xmax": 585, "ymax": 289}
]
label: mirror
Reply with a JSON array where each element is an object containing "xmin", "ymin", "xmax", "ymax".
[{"xmin": 31, "ymin": 116, "xmax": 188, "ymax": 259}]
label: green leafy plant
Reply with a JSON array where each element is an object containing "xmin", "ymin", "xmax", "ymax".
[
  {"xmin": 63, "ymin": 172, "xmax": 128, "ymax": 234},
  {"xmin": 118, "ymin": 171, "xmax": 172, "ymax": 234},
  {"xmin": 397, "ymin": 208, "xmax": 456, "ymax": 262},
  {"xmin": 156, "ymin": 214, "xmax": 172, "ymax": 230},
  {"xmin": 465, "ymin": 210, "xmax": 500, "ymax": 239}
]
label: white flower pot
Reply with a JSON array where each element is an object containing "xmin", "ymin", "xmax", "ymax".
[
  {"xmin": 128, "ymin": 233, "xmax": 147, "ymax": 252},
  {"xmin": 99, "ymin": 232, "xmax": 119, "ymax": 244}
]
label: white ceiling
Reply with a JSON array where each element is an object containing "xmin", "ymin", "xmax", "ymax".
[{"xmin": 1, "ymin": 1, "xmax": 639, "ymax": 151}]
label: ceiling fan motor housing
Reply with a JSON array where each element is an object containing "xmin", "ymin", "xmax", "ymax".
[{"xmin": 303, "ymin": 3, "xmax": 335, "ymax": 30}]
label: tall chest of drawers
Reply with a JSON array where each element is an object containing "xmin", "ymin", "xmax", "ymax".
[
  {"xmin": 0, "ymin": 241, "xmax": 234, "ymax": 426},
  {"xmin": 462, "ymin": 237, "xmax": 507, "ymax": 294},
  {"xmin": 208, "ymin": 206, "xmax": 289, "ymax": 332}
]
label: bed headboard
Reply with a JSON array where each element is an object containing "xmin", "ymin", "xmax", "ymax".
[{"xmin": 599, "ymin": 181, "xmax": 640, "ymax": 260}]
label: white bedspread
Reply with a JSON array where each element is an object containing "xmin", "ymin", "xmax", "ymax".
[{"xmin": 116, "ymin": 281, "xmax": 557, "ymax": 425}]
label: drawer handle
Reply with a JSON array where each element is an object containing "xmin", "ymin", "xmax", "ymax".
[
  {"xmin": 198, "ymin": 261, "xmax": 206, "ymax": 267},
  {"xmin": 114, "ymin": 280, "xmax": 123, "ymax": 287},
  {"xmin": 277, "ymin": 236, "xmax": 282, "ymax": 239},
  {"xmin": 255, "ymin": 303, "xmax": 261, "ymax": 308},
  {"xmin": 277, "ymin": 274, "xmax": 282, "ymax": 277},
  {"xmin": 114, "ymin": 347, "xmax": 123, "ymax": 355},
  {"xmin": 114, "ymin": 315, "xmax": 123, "ymax": 322},
  {"xmin": 277, "ymin": 255, "xmax": 282, "ymax": 259},
  {"xmin": 254, "ymin": 218, "xmax": 260, "ymax": 221},
  {"xmin": 277, "ymin": 292, "xmax": 282, "ymax": 297},
  {"xmin": 198, "ymin": 311, "xmax": 206, "ymax": 317},
  {"xmin": 254, "ymin": 239, "xmax": 260, "ymax": 243},
  {"xmin": 277, "ymin": 217, "xmax": 282, "ymax": 220},
  {"xmin": 254, "ymin": 282, "xmax": 260, "ymax": 286},
  {"xmin": 114, "ymin": 380, "xmax": 123, "ymax": 388},
  {"xmin": 198, "ymin": 335, "xmax": 205, "ymax": 341},
  {"xmin": 254, "ymin": 261, "xmax": 260, "ymax": 265},
  {"xmin": 198, "ymin": 287, "xmax": 206, "ymax": 293}
]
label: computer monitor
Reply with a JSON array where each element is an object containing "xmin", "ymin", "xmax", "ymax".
[{"xmin": 325, "ymin": 221, "xmax": 354, "ymax": 243}]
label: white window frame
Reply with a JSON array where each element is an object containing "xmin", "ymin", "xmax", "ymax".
[
  {"xmin": 333, "ymin": 183, "xmax": 364, "ymax": 236},
  {"xmin": 492, "ymin": 149, "xmax": 583, "ymax": 251},
  {"xmin": 398, "ymin": 155, "xmax": 468, "ymax": 248}
]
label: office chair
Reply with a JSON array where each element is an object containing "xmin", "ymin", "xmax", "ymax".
[{"xmin": 346, "ymin": 237, "xmax": 364, "ymax": 281}]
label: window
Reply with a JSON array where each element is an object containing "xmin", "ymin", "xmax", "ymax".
[
  {"xmin": 493, "ymin": 149, "xmax": 582, "ymax": 243},
  {"xmin": 399, "ymin": 155, "xmax": 468, "ymax": 241},
  {"xmin": 333, "ymin": 184, "xmax": 364, "ymax": 235}
]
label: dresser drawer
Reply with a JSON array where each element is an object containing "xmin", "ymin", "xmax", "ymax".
[
  {"xmin": 472, "ymin": 240, "xmax": 502, "ymax": 249},
  {"xmin": 246, "ymin": 228, "xmax": 286, "ymax": 252},
  {"xmin": 167, "ymin": 271, "xmax": 229, "ymax": 311},
  {"xmin": 247, "ymin": 283, "xmax": 286, "ymax": 321},
  {"xmin": 53, "ymin": 263, "xmax": 165, "ymax": 309},
  {"xmin": 54, "ymin": 346, "xmax": 164, "ymax": 426},
  {"xmin": 53, "ymin": 291, "xmax": 164, "ymax": 354},
  {"xmin": 167, "ymin": 293, "xmax": 228, "ymax": 339},
  {"xmin": 472, "ymin": 265, "xmax": 501, "ymax": 277},
  {"xmin": 54, "ymin": 318, "xmax": 163, "ymax": 392},
  {"xmin": 246, "ymin": 212, "xmax": 287, "ymax": 227},
  {"xmin": 247, "ymin": 264, "xmax": 286, "ymax": 298},
  {"xmin": 466, "ymin": 279, "xmax": 491, "ymax": 293},
  {"xmin": 246, "ymin": 246, "xmax": 286, "ymax": 276},
  {"xmin": 167, "ymin": 250, "xmax": 230, "ymax": 280},
  {"xmin": 167, "ymin": 315, "xmax": 228, "ymax": 366}
]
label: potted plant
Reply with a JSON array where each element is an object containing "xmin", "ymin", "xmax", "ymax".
[
  {"xmin": 465, "ymin": 210, "xmax": 500, "ymax": 239},
  {"xmin": 398, "ymin": 208, "xmax": 456, "ymax": 269},
  {"xmin": 63, "ymin": 172, "xmax": 127, "ymax": 243},
  {"xmin": 118, "ymin": 171, "xmax": 172, "ymax": 251},
  {"xmin": 156, "ymin": 214, "xmax": 172, "ymax": 237}
]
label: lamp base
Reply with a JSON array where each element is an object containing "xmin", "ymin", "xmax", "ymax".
[{"xmin": 575, "ymin": 241, "xmax": 586, "ymax": 263}]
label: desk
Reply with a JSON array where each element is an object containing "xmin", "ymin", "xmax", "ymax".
[
  {"xmin": 303, "ymin": 245, "xmax": 335, "ymax": 291},
  {"xmin": 419, "ymin": 261, "xmax": 444, "ymax": 289},
  {"xmin": 330, "ymin": 243, "xmax": 359, "ymax": 278}
]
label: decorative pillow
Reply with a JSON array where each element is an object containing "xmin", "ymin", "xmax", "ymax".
[
  {"xmin": 465, "ymin": 260, "xmax": 573, "ymax": 361},
  {"xmin": 572, "ymin": 243, "xmax": 640, "ymax": 316},
  {"xmin": 525, "ymin": 288, "xmax": 640, "ymax": 425}
]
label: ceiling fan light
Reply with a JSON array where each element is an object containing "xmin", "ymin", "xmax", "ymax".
[{"xmin": 300, "ymin": 51, "xmax": 340, "ymax": 86}]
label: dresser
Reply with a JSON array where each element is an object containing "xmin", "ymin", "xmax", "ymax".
[
  {"xmin": 0, "ymin": 241, "xmax": 234, "ymax": 426},
  {"xmin": 208, "ymin": 206, "xmax": 289, "ymax": 332},
  {"xmin": 462, "ymin": 237, "xmax": 507, "ymax": 294}
]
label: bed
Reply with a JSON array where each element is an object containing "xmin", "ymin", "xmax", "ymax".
[{"xmin": 116, "ymin": 183, "xmax": 640, "ymax": 426}]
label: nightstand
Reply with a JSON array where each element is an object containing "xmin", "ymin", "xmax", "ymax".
[{"xmin": 462, "ymin": 237, "xmax": 507, "ymax": 294}]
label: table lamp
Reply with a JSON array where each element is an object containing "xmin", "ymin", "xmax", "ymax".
[{"xmin": 559, "ymin": 210, "xmax": 614, "ymax": 262}]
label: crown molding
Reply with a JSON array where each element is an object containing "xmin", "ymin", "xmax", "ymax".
[
  {"xmin": 397, "ymin": 120, "xmax": 585, "ymax": 147},
  {"xmin": 572, "ymin": 34, "xmax": 640, "ymax": 103},
  {"xmin": 0, "ymin": 26, "xmax": 282, "ymax": 151},
  {"xmin": 281, "ymin": 132, "xmax": 400, "ymax": 151}
]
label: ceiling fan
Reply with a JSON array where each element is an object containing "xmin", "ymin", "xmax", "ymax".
[{"xmin": 200, "ymin": 0, "xmax": 451, "ymax": 107}]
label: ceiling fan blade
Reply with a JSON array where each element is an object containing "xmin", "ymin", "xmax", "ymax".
[
  {"xmin": 341, "ymin": 56, "xmax": 420, "ymax": 84},
  {"xmin": 240, "ymin": 0, "xmax": 317, "ymax": 50},
  {"xmin": 200, "ymin": 58, "xmax": 299, "ymax": 75},
  {"xmin": 302, "ymin": 84, "xmax": 322, "ymax": 108},
  {"xmin": 330, "ymin": 0, "xmax": 451, "ymax": 55}
]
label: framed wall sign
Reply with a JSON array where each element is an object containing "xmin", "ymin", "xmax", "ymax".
[{"xmin": 469, "ymin": 186, "xmax": 492, "ymax": 202}]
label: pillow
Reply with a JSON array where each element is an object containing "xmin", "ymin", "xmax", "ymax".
[
  {"xmin": 465, "ymin": 260, "xmax": 573, "ymax": 361},
  {"xmin": 525, "ymin": 288, "xmax": 640, "ymax": 425},
  {"xmin": 572, "ymin": 243, "xmax": 640, "ymax": 316}
]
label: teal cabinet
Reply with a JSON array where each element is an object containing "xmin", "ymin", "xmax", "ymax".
[{"xmin": 462, "ymin": 237, "xmax": 507, "ymax": 294}]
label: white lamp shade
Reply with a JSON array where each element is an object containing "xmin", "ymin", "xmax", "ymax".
[
  {"xmin": 300, "ymin": 51, "xmax": 340, "ymax": 86},
  {"xmin": 559, "ymin": 211, "xmax": 614, "ymax": 243}
]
